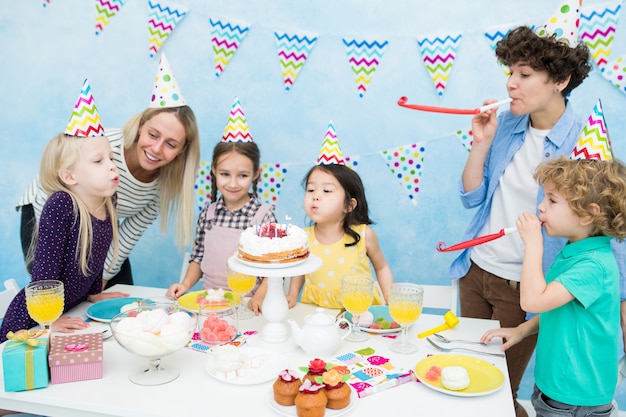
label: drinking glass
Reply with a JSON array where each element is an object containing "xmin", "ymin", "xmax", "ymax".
[
  {"xmin": 226, "ymin": 266, "xmax": 256, "ymax": 327},
  {"xmin": 388, "ymin": 283, "xmax": 423, "ymax": 354},
  {"xmin": 341, "ymin": 274, "xmax": 374, "ymax": 342},
  {"xmin": 25, "ymin": 280, "xmax": 64, "ymax": 334}
]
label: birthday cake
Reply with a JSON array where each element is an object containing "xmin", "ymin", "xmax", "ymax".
[{"xmin": 237, "ymin": 223, "xmax": 309, "ymax": 264}]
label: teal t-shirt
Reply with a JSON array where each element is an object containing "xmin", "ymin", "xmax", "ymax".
[{"xmin": 535, "ymin": 236, "xmax": 619, "ymax": 406}]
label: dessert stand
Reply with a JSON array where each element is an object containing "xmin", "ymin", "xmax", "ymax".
[{"xmin": 227, "ymin": 254, "xmax": 322, "ymax": 350}]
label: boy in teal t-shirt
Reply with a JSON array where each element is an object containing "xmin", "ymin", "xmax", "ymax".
[{"xmin": 481, "ymin": 157, "xmax": 626, "ymax": 416}]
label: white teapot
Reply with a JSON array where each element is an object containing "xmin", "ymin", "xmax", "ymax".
[{"xmin": 288, "ymin": 308, "xmax": 352, "ymax": 357}]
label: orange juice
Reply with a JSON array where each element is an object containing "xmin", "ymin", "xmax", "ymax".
[
  {"xmin": 341, "ymin": 291, "xmax": 372, "ymax": 315},
  {"xmin": 26, "ymin": 293, "xmax": 64, "ymax": 325},
  {"xmin": 227, "ymin": 273, "xmax": 256, "ymax": 295},
  {"xmin": 389, "ymin": 302, "xmax": 422, "ymax": 326}
]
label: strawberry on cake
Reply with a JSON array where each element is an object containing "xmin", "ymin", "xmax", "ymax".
[{"xmin": 237, "ymin": 223, "xmax": 309, "ymax": 264}]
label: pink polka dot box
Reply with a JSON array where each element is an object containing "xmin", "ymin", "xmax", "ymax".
[{"xmin": 48, "ymin": 333, "xmax": 103, "ymax": 384}]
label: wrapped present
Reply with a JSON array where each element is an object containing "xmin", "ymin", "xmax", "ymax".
[
  {"xmin": 2, "ymin": 329, "xmax": 49, "ymax": 392},
  {"xmin": 48, "ymin": 333, "xmax": 103, "ymax": 384}
]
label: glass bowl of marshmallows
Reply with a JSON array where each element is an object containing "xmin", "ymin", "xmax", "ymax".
[{"xmin": 110, "ymin": 302, "xmax": 196, "ymax": 385}]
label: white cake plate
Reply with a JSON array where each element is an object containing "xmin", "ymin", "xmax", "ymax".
[{"xmin": 227, "ymin": 255, "xmax": 322, "ymax": 347}]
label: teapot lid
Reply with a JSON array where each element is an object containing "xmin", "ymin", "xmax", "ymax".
[{"xmin": 305, "ymin": 308, "xmax": 334, "ymax": 325}]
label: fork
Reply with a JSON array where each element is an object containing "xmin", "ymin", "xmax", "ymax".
[
  {"xmin": 433, "ymin": 333, "xmax": 485, "ymax": 345},
  {"xmin": 426, "ymin": 337, "xmax": 505, "ymax": 357}
]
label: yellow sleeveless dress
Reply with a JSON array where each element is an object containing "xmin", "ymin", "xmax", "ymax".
[{"xmin": 301, "ymin": 224, "xmax": 383, "ymax": 308}]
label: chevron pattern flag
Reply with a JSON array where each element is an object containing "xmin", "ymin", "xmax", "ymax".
[
  {"xmin": 258, "ymin": 163, "xmax": 288, "ymax": 207},
  {"xmin": 209, "ymin": 18, "xmax": 250, "ymax": 77},
  {"xmin": 342, "ymin": 38, "xmax": 388, "ymax": 98},
  {"xmin": 147, "ymin": 0, "xmax": 188, "ymax": 58},
  {"xmin": 317, "ymin": 121, "xmax": 344, "ymax": 165},
  {"xmin": 195, "ymin": 161, "xmax": 212, "ymax": 213},
  {"xmin": 484, "ymin": 25, "xmax": 513, "ymax": 76},
  {"xmin": 570, "ymin": 99, "xmax": 612, "ymax": 161},
  {"xmin": 222, "ymin": 97, "xmax": 253, "ymax": 142},
  {"xmin": 417, "ymin": 32, "xmax": 462, "ymax": 97},
  {"xmin": 95, "ymin": 0, "xmax": 126, "ymax": 36},
  {"xmin": 380, "ymin": 143, "xmax": 426, "ymax": 206},
  {"xmin": 65, "ymin": 79, "xmax": 105, "ymax": 138},
  {"xmin": 275, "ymin": 30, "xmax": 318, "ymax": 91},
  {"xmin": 580, "ymin": 1, "xmax": 622, "ymax": 70},
  {"xmin": 603, "ymin": 54, "xmax": 626, "ymax": 95}
]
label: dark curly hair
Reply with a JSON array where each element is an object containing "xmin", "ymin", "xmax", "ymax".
[{"xmin": 496, "ymin": 26, "xmax": 592, "ymax": 97}]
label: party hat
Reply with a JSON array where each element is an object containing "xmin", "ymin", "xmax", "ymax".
[
  {"xmin": 64, "ymin": 79, "xmax": 105, "ymax": 137},
  {"xmin": 535, "ymin": 0, "xmax": 582, "ymax": 46},
  {"xmin": 317, "ymin": 121, "xmax": 344, "ymax": 165},
  {"xmin": 149, "ymin": 53, "xmax": 187, "ymax": 108},
  {"xmin": 221, "ymin": 97, "xmax": 253, "ymax": 142},
  {"xmin": 569, "ymin": 99, "xmax": 613, "ymax": 160}
]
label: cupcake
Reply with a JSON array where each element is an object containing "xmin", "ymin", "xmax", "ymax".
[
  {"xmin": 301, "ymin": 358, "xmax": 328, "ymax": 383},
  {"xmin": 294, "ymin": 379, "xmax": 327, "ymax": 417},
  {"xmin": 273, "ymin": 369, "xmax": 302, "ymax": 406},
  {"xmin": 319, "ymin": 368, "xmax": 351, "ymax": 410}
]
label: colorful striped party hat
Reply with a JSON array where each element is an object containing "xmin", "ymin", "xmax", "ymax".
[
  {"xmin": 317, "ymin": 121, "xmax": 344, "ymax": 165},
  {"xmin": 535, "ymin": 0, "xmax": 581, "ymax": 46},
  {"xmin": 64, "ymin": 79, "xmax": 105, "ymax": 137},
  {"xmin": 149, "ymin": 53, "xmax": 187, "ymax": 108},
  {"xmin": 221, "ymin": 97, "xmax": 253, "ymax": 142},
  {"xmin": 570, "ymin": 99, "xmax": 613, "ymax": 161}
]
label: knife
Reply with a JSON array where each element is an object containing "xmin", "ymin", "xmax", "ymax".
[{"xmin": 426, "ymin": 337, "xmax": 505, "ymax": 357}]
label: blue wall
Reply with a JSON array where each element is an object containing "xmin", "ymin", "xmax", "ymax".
[{"xmin": 1, "ymin": 0, "xmax": 625, "ymax": 406}]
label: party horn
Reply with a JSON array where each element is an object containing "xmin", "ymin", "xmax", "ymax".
[
  {"xmin": 397, "ymin": 96, "xmax": 512, "ymax": 115},
  {"xmin": 437, "ymin": 227, "xmax": 517, "ymax": 252},
  {"xmin": 417, "ymin": 311, "xmax": 460, "ymax": 338}
]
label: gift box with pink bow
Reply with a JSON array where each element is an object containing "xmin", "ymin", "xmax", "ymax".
[{"xmin": 48, "ymin": 333, "xmax": 103, "ymax": 384}]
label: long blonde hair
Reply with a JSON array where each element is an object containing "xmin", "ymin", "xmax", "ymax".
[
  {"xmin": 35, "ymin": 133, "xmax": 119, "ymax": 276},
  {"xmin": 122, "ymin": 106, "xmax": 200, "ymax": 249}
]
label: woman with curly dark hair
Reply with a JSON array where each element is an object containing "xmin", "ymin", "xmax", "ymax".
[{"xmin": 448, "ymin": 25, "xmax": 602, "ymax": 417}]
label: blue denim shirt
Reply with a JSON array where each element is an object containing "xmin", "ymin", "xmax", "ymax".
[{"xmin": 449, "ymin": 103, "xmax": 626, "ymax": 300}]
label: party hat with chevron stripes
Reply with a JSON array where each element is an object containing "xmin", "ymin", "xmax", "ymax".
[
  {"xmin": 570, "ymin": 99, "xmax": 613, "ymax": 161},
  {"xmin": 64, "ymin": 79, "xmax": 105, "ymax": 138},
  {"xmin": 536, "ymin": 0, "xmax": 582, "ymax": 46},
  {"xmin": 222, "ymin": 97, "xmax": 253, "ymax": 142},
  {"xmin": 149, "ymin": 53, "xmax": 186, "ymax": 108},
  {"xmin": 317, "ymin": 121, "xmax": 344, "ymax": 165}
]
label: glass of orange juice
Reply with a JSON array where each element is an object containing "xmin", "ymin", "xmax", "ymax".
[
  {"xmin": 341, "ymin": 274, "xmax": 374, "ymax": 342},
  {"xmin": 226, "ymin": 266, "xmax": 256, "ymax": 324},
  {"xmin": 25, "ymin": 279, "xmax": 64, "ymax": 334},
  {"xmin": 388, "ymin": 283, "xmax": 423, "ymax": 354}
]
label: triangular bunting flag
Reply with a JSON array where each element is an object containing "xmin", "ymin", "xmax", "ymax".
[
  {"xmin": 417, "ymin": 32, "xmax": 462, "ymax": 97},
  {"xmin": 317, "ymin": 121, "xmax": 344, "ymax": 165},
  {"xmin": 603, "ymin": 54, "xmax": 626, "ymax": 95},
  {"xmin": 195, "ymin": 161, "xmax": 212, "ymax": 213},
  {"xmin": 453, "ymin": 129, "xmax": 473, "ymax": 152},
  {"xmin": 275, "ymin": 30, "xmax": 318, "ymax": 91},
  {"xmin": 95, "ymin": 0, "xmax": 126, "ymax": 36},
  {"xmin": 344, "ymin": 155, "xmax": 360, "ymax": 171},
  {"xmin": 258, "ymin": 163, "xmax": 288, "ymax": 207},
  {"xmin": 570, "ymin": 99, "xmax": 613, "ymax": 160},
  {"xmin": 580, "ymin": 1, "xmax": 622, "ymax": 69},
  {"xmin": 484, "ymin": 24, "xmax": 514, "ymax": 76},
  {"xmin": 147, "ymin": 0, "xmax": 188, "ymax": 58},
  {"xmin": 43, "ymin": 0, "xmax": 51, "ymax": 7},
  {"xmin": 209, "ymin": 18, "xmax": 251, "ymax": 77},
  {"xmin": 342, "ymin": 37, "xmax": 388, "ymax": 98},
  {"xmin": 380, "ymin": 143, "xmax": 426, "ymax": 206},
  {"xmin": 222, "ymin": 97, "xmax": 253, "ymax": 142},
  {"xmin": 65, "ymin": 79, "xmax": 105, "ymax": 138}
]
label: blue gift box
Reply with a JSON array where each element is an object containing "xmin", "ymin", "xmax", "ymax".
[{"xmin": 3, "ymin": 336, "xmax": 49, "ymax": 392}]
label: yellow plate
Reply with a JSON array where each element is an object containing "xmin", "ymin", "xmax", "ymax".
[
  {"xmin": 176, "ymin": 290, "xmax": 237, "ymax": 312},
  {"xmin": 415, "ymin": 354, "xmax": 504, "ymax": 397}
]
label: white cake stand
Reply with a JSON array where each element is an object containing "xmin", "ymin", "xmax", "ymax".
[{"xmin": 227, "ymin": 255, "xmax": 322, "ymax": 348}]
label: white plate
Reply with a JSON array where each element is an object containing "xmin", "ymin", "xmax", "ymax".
[
  {"xmin": 237, "ymin": 257, "xmax": 307, "ymax": 269},
  {"xmin": 205, "ymin": 346, "xmax": 288, "ymax": 385},
  {"xmin": 266, "ymin": 386, "xmax": 358, "ymax": 417}
]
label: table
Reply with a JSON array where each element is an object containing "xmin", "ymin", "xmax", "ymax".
[{"xmin": 0, "ymin": 285, "xmax": 515, "ymax": 417}]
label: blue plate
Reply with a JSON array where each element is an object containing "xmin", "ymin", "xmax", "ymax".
[
  {"xmin": 343, "ymin": 305, "xmax": 402, "ymax": 334},
  {"xmin": 86, "ymin": 297, "xmax": 146, "ymax": 322}
]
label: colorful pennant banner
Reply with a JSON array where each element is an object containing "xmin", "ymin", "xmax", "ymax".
[
  {"xmin": 580, "ymin": 0, "xmax": 622, "ymax": 69},
  {"xmin": 417, "ymin": 32, "xmax": 462, "ymax": 97},
  {"xmin": 195, "ymin": 161, "xmax": 212, "ymax": 213},
  {"xmin": 258, "ymin": 163, "xmax": 288, "ymax": 207},
  {"xmin": 274, "ymin": 30, "xmax": 318, "ymax": 91},
  {"xmin": 380, "ymin": 144, "xmax": 426, "ymax": 206},
  {"xmin": 147, "ymin": 0, "xmax": 188, "ymax": 58},
  {"xmin": 454, "ymin": 129, "xmax": 473, "ymax": 152},
  {"xmin": 209, "ymin": 18, "xmax": 251, "ymax": 77},
  {"xmin": 603, "ymin": 54, "xmax": 626, "ymax": 95},
  {"xmin": 342, "ymin": 37, "xmax": 388, "ymax": 98},
  {"xmin": 95, "ymin": 0, "xmax": 125, "ymax": 36}
]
